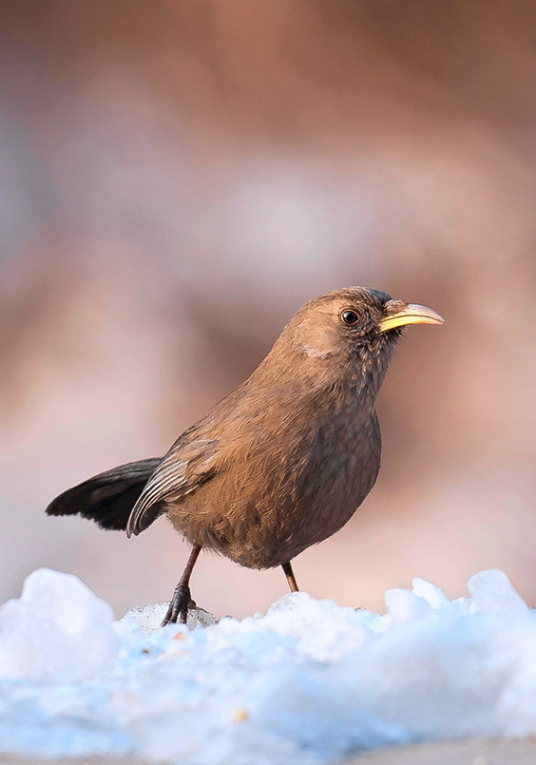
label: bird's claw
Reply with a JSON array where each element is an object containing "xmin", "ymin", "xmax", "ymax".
[{"xmin": 161, "ymin": 583, "xmax": 197, "ymax": 627}]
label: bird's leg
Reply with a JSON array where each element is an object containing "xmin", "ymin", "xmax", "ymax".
[
  {"xmin": 282, "ymin": 561, "xmax": 299, "ymax": 593},
  {"xmin": 161, "ymin": 544, "xmax": 202, "ymax": 627}
]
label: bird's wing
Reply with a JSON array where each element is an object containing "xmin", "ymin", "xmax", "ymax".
[{"xmin": 126, "ymin": 438, "xmax": 218, "ymax": 537}]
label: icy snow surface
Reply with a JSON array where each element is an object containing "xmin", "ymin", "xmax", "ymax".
[{"xmin": 1, "ymin": 568, "xmax": 536, "ymax": 764}]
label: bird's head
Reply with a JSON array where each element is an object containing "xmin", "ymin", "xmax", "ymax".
[{"xmin": 266, "ymin": 287, "xmax": 444, "ymax": 397}]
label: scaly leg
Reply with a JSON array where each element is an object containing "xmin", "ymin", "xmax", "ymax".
[
  {"xmin": 161, "ymin": 544, "xmax": 202, "ymax": 626},
  {"xmin": 282, "ymin": 560, "xmax": 299, "ymax": 593}
]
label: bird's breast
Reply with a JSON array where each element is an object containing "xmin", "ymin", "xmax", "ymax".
[{"xmin": 167, "ymin": 397, "xmax": 382, "ymax": 569}]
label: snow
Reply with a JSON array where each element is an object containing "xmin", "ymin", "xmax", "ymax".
[
  {"xmin": 0, "ymin": 569, "xmax": 119, "ymax": 682},
  {"xmin": 1, "ymin": 568, "xmax": 536, "ymax": 763}
]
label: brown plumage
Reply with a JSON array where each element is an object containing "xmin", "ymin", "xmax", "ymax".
[{"xmin": 46, "ymin": 287, "xmax": 443, "ymax": 624}]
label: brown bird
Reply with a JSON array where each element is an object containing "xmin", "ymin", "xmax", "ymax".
[{"xmin": 46, "ymin": 287, "xmax": 443, "ymax": 625}]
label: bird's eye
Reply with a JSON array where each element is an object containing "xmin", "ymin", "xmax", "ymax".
[{"xmin": 340, "ymin": 309, "xmax": 359, "ymax": 326}]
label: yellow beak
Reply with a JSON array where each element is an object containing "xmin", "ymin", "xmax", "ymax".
[{"xmin": 379, "ymin": 303, "xmax": 445, "ymax": 333}]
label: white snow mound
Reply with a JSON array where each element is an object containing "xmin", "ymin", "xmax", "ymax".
[{"xmin": 0, "ymin": 567, "xmax": 536, "ymax": 763}]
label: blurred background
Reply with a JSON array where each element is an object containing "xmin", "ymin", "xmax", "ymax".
[{"xmin": 1, "ymin": 0, "xmax": 536, "ymax": 618}]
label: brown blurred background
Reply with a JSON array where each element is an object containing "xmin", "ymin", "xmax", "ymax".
[{"xmin": 1, "ymin": 0, "xmax": 535, "ymax": 618}]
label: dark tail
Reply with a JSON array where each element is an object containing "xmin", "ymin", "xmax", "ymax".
[{"xmin": 46, "ymin": 458, "xmax": 163, "ymax": 531}]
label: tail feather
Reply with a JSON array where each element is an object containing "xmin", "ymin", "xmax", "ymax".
[{"xmin": 46, "ymin": 458, "xmax": 163, "ymax": 531}]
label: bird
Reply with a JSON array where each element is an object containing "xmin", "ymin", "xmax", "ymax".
[{"xmin": 46, "ymin": 287, "xmax": 444, "ymax": 625}]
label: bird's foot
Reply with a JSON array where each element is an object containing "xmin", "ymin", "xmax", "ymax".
[{"xmin": 161, "ymin": 582, "xmax": 197, "ymax": 627}]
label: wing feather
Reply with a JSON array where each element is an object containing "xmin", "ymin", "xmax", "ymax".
[{"xmin": 126, "ymin": 439, "xmax": 218, "ymax": 537}]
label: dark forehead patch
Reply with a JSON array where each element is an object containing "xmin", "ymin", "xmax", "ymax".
[
  {"xmin": 307, "ymin": 287, "xmax": 392, "ymax": 310},
  {"xmin": 357, "ymin": 287, "xmax": 392, "ymax": 306}
]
